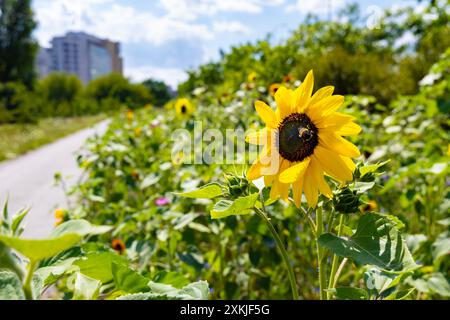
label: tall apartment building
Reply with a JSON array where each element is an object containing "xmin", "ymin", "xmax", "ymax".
[{"xmin": 37, "ymin": 32, "xmax": 123, "ymax": 83}]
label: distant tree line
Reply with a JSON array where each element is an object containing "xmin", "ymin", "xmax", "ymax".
[{"xmin": 0, "ymin": 0, "xmax": 172, "ymax": 124}]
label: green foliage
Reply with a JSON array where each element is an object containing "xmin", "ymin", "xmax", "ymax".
[
  {"xmin": 319, "ymin": 213, "xmax": 417, "ymax": 272},
  {"xmin": 86, "ymin": 73, "xmax": 151, "ymax": 110},
  {"xmin": 0, "ymin": 271, "xmax": 24, "ymax": 300},
  {"xmin": 0, "ymin": 203, "xmax": 210, "ymax": 300},
  {"xmin": 35, "ymin": 73, "xmax": 84, "ymax": 117},
  {"xmin": 176, "ymin": 183, "xmax": 224, "ymax": 199},
  {"xmin": 142, "ymin": 79, "xmax": 172, "ymax": 106},
  {"xmin": 0, "ymin": 0, "xmax": 38, "ymax": 87},
  {"xmin": 178, "ymin": 2, "xmax": 449, "ymax": 104},
  {"xmin": 0, "ymin": 234, "xmax": 82, "ymax": 263},
  {"xmin": 0, "ymin": 82, "xmax": 35, "ymax": 124}
]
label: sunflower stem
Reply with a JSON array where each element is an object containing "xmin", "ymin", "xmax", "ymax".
[
  {"xmin": 23, "ymin": 261, "xmax": 37, "ymax": 300},
  {"xmin": 254, "ymin": 202, "xmax": 299, "ymax": 300},
  {"xmin": 315, "ymin": 207, "xmax": 327, "ymax": 300},
  {"xmin": 327, "ymin": 214, "xmax": 345, "ymax": 299}
]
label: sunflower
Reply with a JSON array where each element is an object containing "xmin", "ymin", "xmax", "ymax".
[
  {"xmin": 246, "ymin": 70, "xmax": 361, "ymax": 208},
  {"xmin": 175, "ymin": 98, "xmax": 194, "ymax": 118},
  {"xmin": 269, "ymin": 83, "xmax": 281, "ymax": 97},
  {"xmin": 248, "ymin": 71, "xmax": 258, "ymax": 82},
  {"xmin": 126, "ymin": 109, "xmax": 134, "ymax": 121}
]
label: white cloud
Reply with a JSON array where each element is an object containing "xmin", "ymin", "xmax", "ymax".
[
  {"xmin": 286, "ymin": 0, "xmax": 347, "ymax": 16},
  {"xmin": 126, "ymin": 65, "xmax": 188, "ymax": 89},
  {"xmin": 213, "ymin": 21, "xmax": 252, "ymax": 35},
  {"xmin": 34, "ymin": 0, "xmax": 213, "ymax": 46},
  {"xmin": 159, "ymin": 0, "xmax": 285, "ymax": 21}
]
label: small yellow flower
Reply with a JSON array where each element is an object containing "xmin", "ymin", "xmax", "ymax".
[
  {"xmin": 175, "ymin": 98, "xmax": 194, "ymax": 118},
  {"xmin": 248, "ymin": 71, "xmax": 258, "ymax": 82},
  {"xmin": 361, "ymin": 200, "xmax": 378, "ymax": 212},
  {"xmin": 54, "ymin": 208, "xmax": 65, "ymax": 220},
  {"xmin": 269, "ymin": 83, "xmax": 281, "ymax": 97},
  {"xmin": 54, "ymin": 208, "xmax": 66, "ymax": 226},
  {"xmin": 246, "ymin": 70, "xmax": 361, "ymax": 208},
  {"xmin": 126, "ymin": 109, "xmax": 134, "ymax": 121},
  {"xmin": 134, "ymin": 127, "xmax": 142, "ymax": 137}
]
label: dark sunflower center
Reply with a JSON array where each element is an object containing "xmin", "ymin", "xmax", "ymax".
[
  {"xmin": 181, "ymin": 105, "xmax": 187, "ymax": 114},
  {"xmin": 277, "ymin": 113, "xmax": 318, "ymax": 162}
]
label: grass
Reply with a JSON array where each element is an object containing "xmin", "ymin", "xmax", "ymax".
[{"xmin": 0, "ymin": 114, "xmax": 107, "ymax": 162}]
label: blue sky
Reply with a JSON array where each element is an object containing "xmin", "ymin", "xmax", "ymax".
[{"xmin": 33, "ymin": 0, "xmax": 417, "ymax": 88}]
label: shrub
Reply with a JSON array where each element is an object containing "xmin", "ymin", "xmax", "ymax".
[
  {"xmin": 35, "ymin": 73, "xmax": 84, "ymax": 117},
  {"xmin": 0, "ymin": 82, "xmax": 36, "ymax": 123},
  {"xmin": 85, "ymin": 73, "xmax": 151, "ymax": 110}
]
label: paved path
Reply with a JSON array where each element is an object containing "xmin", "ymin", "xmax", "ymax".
[{"xmin": 0, "ymin": 120, "xmax": 110, "ymax": 239}]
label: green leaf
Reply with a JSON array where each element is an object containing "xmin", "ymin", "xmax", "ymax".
[
  {"xmin": 431, "ymin": 236, "xmax": 450, "ymax": 266},
  {"xmin": 36, "ymin": 258, "xmax": 79, "ymax": 286},
  {"xmin": 11, "ymin": 208, "xmax": 30, "ymax": 236},
  {"xmin": 140, "ymin": 174, "xmax": 160, "ymax": 189},
  {"xmin": 118, "ymin": 281, "xmax": 210, "ymax": 300},
  {"xmin": 176, "ymin": 183, "xmax": 224, "ymax": 199},
  {"xmin": 352, "ymin": 182, "xmax": 375, "ymax": 193},
  {"xmin": 153, "ymin": 271, "xmax": 190, "ymax": 289},
  {"xmin": 318, "ymin": 212, "xmax": 417, "ymax": 272},
  {"xmin": 408, "ymin": 272, "xmax": 450, "ymax": 297},
  {"xmin": 364, "ymin": 267, "xmax": 412, "ymax": 296},
  {"xmin": 210, "ymin": 193, "xmax": 258, "ymax": 219},
  {"xmin": 330, "ymin": 287, "xmax": 368, "ymax": 300},
  {"xmin": 73, "ymin": 273, "xmax": 101, "ymax": 300},
  {"xmin": 0, "ymin": 234, "xmax": 82, "ymax": 263},
  {"xmin": 74, "ymin": 252, "xmax": 127, "ymax": 283},
  {"xmin": 0, "ymin": 271, "xmax": 25, "ymax": 300},
  {"xmin": 359, "ymin": 160, "xmax": 390, "ymax": 178},
  {"xmin": 50, "ymin": 219, "xmax": 113, "ymax": 238},
  {"xmin": 111, "ymin": 262, "xmax": 150, "ymax": 294},
  {"xmin": 173, "ymin": 213, "xmax": 199, "ymax": 230}
]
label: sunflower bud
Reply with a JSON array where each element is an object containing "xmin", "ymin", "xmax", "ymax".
[
  {"xmin": 333, "ymin": 187, "xmax": 361, "ymax": 214},
  {"xmin": 224, "ymin": 173, "xmax": 250, "ymax": 198}
]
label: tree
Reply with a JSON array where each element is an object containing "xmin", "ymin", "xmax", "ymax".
[
  {"xmin": 142, "ymin": 79, "xmax": 172, "ymax": 107},
  {"xmin": 0, "ymin": 0, "xmax": 38, "ymax": 87},
  {"xmin": 36, "ymin": 73, "xmax": 84, "ymax": 116},
  {"xmin": 85, "ymin": 73, "xmax": 151, "ymax": 110}
]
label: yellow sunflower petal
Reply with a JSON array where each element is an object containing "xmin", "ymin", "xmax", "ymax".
[
  {"xmin": 279, "ymin": 182, "xmax": 290, "ymax": 201},
  {"xmin": 279, "ymin": 158, "xmax": 311, "ymax": 183},
  {"xmin": 312, "ymin": 146, "xmax": 353, "ymax": 182},
  {"xmin": 292, "ymin": 177, "xmax": 304, "ymax": 208},
  {"xmin": 294, "ymin": 70, "xmax": 314, "ymax": 113},
  {"xmin": 247, "ymin": 160, "xmax": 264, "ymax": 180},
  {"xmin": 245, "ymin": 128, "xmax": 270, "ymax": 145},
  {"xmin": 274, "ymin": 86, "xmax": 294, "ymax": 120},
  {"xmin": 340, "ymin": 156, "xmax": 356, "ymax": 173},
  {"xmin": 255, "ymin": 100, "xmax": 278, "ymax": 128},
  {"xmin": 303, "ymin": 168, "xmax": 318, "ymax": 207},
  {"xmin": 322, "ymin": 122, "xmax": 362, "ymax": 136},
  {"xmin": 307, "ymin": 95, "xmax": 345, "ymax": 122},
  {"xmin": 319, "ymin": 131, "xmax": 360, "ymax": 157},
  {"xmin": 310, "ymin": 160, "xmax": 332, "ymax": 198},
  {"xmin": 315, "ymin": 112, "xmax": 356, "ymax": 129},
  {"xmin": 270, "ymin": 179, "xmax": 281, "ymax": 200},
  {"xmin": 309, "ymin": 86, "xmax": 334, "ymax": 106},
  {"xmin": 264, "ymin": 175, "xmax": 275, "ymax": 186}
]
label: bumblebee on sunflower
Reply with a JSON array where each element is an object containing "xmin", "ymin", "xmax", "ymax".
[
  {"xmin": 175, "ymin": 98, "xmax": 194, "ymax": 118},
  {"xmin": 246, "ymin": 70, "xmax": 361, "ymax": 208}
]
